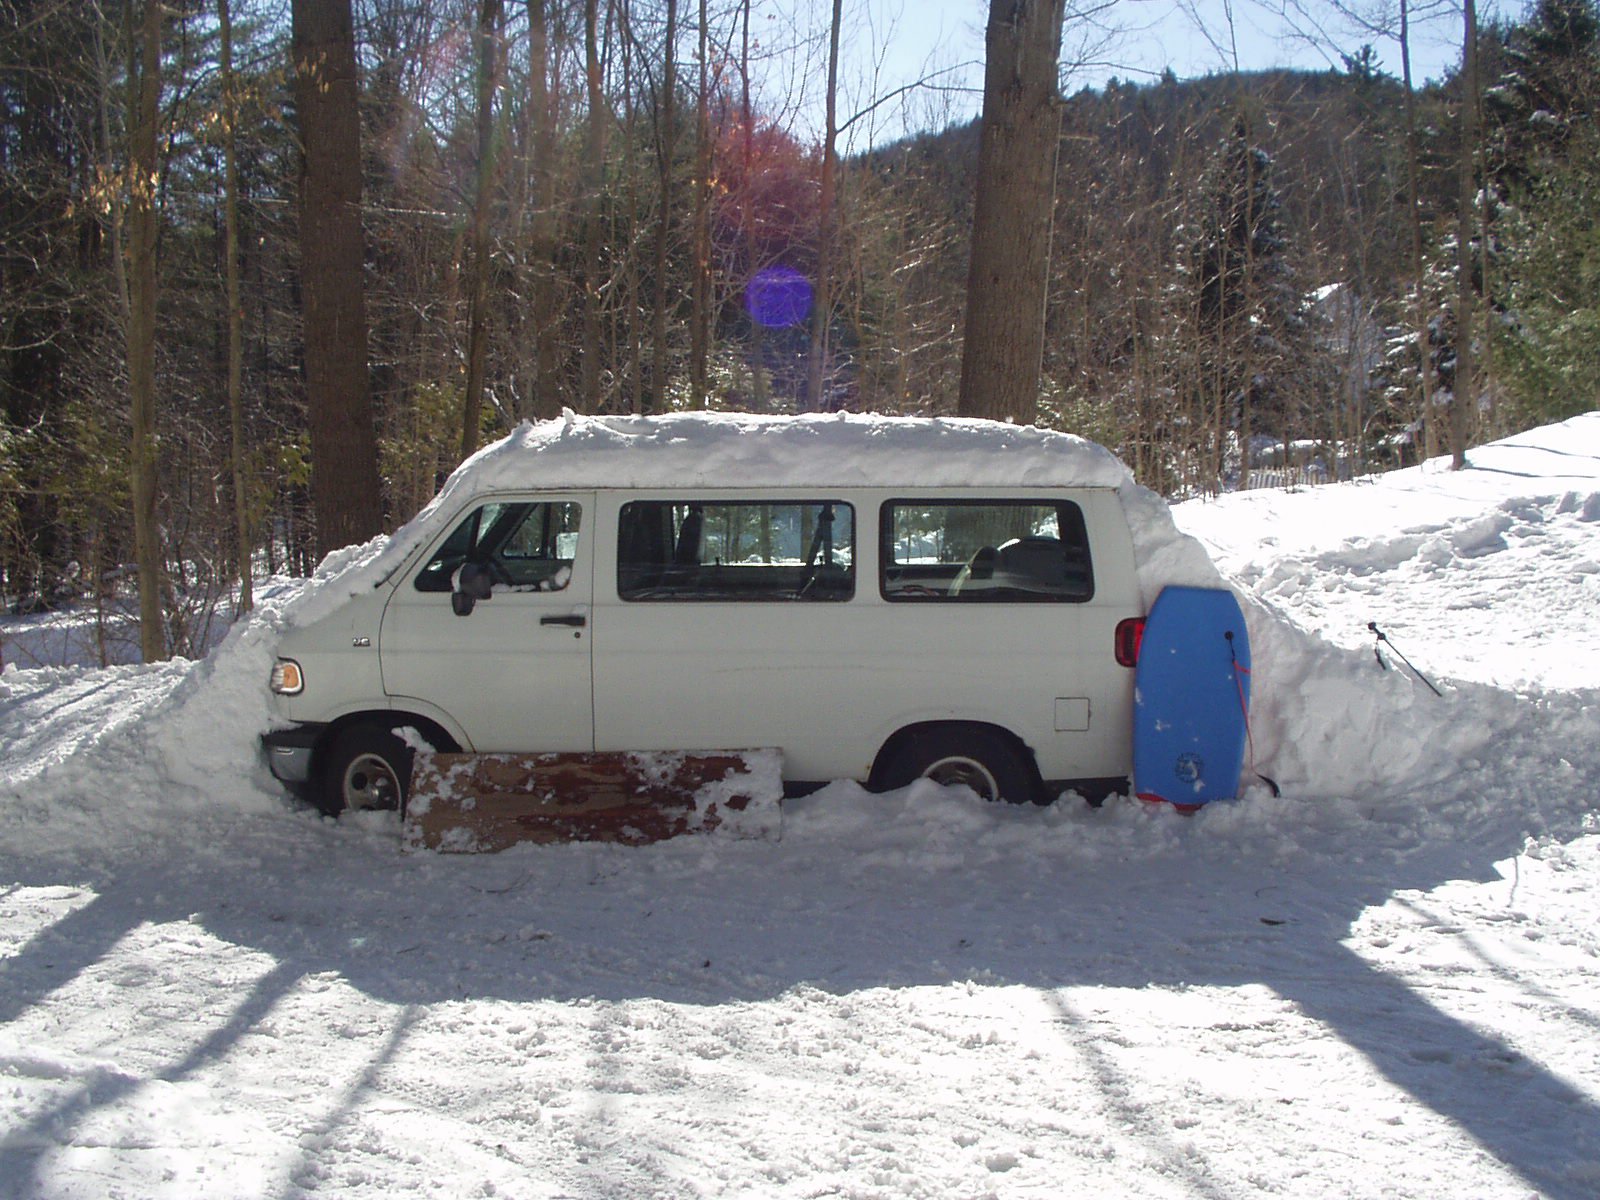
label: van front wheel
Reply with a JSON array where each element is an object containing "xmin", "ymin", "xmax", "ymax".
[
  {"xmin": 877, "ymin": 727, "xmax": 1040, "ymax": 805},
  {"xmin": 317, "ymin": 724, "xmax": 413, "ymax": 817}
]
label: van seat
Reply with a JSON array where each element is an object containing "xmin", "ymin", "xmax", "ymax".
[
  {"xmin": 997, "ymin": 537, "xmax": 1064, "ymax": 584},
  {"xmin": 947, "ymin": 546, "xmax": 998, "ymax": 596},
  {"xmin": 995, "ymin": 536, "xmax": 1091, "ymax": 597}
]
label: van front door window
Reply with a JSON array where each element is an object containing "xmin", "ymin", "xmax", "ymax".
[{"xmin": 415, "ymin": 502, "xmax": 582, "ymax": 593}]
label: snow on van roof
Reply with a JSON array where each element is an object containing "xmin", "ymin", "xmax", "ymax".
[
  {"xmin": 454, "ymin": 410, "xmax": 1134, "ymax": 492},
  {"xmin": 287, "ymin": 411, "xmax": 1216, "ymax": 627}
]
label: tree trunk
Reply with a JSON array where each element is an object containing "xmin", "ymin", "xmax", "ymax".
[
  {"xmin": 688, "ymin": 0, "xmax": 712, "ymax": 408},
  {"xmin": 579, "ymin": 0, "xmax": 607, "ymax": 413},
  {"xmin": 739, "ymin": 0, "xmax": 766, "ymax": 409},
  {"xmin": 804, "ymin": 0, "xmax": 842, "ymax": 412},
  {"xmin": 1399, "ymin": 0, "xmax": 1437, "ymax": 462},
  {"xmin": 1452, "ymin": 0, "xmax": 1479, "ymax": 470},
  {"xmin": 126, "ymin": 0, "xmax": 165, "ymax": 662},
  {"xmin": 619, "ymin": 2, "xmax": 642, "ymax": 412},
  {"xmin": 292, "ymin": 0, "xmax": 384, "ymax": 558},
  {"xmin": 461, "ymin": 0, "xmax": 504, "ymax": 459},
  {"xmin": 958, "ymin": 0, "xmax": 1066, "ymax": 424},
  {"xmin": 649, "ymin": 0, "xmax": 677, "ymax": 413},
  {"xmin": 1239, "ymin": 114, "xmax": 1257, "ymax": 489},
  {"xmin": 219, "ymin": 0, "xmax": 252, "ymax": 614},
  {"xmin": 525, "ymin": 0, "xmax": 562, "ymax": 420}
]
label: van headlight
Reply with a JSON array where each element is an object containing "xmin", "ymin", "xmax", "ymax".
[{"xmin": 270, "ymin": 658, "xmax": 305, "ymax": 695}]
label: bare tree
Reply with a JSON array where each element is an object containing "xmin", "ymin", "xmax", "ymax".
[
  {"xmin": 1399, "ymin": 0, "xmax": 1439, "ymax": 459},
  {"xmin": 649, "ymin": 0, "xmax": 679, "ymax": 412},
  {"xmin": 804, "ymin": 0, "xmax": 843, "ymax": 411},
  {"xmin": 1453, "ymin": 0, "xmax": 1480, "ymax": 469},
  {"xmin": 688, "ymin": 0, "xmax": 714, "ymax": 408},
  {"xmin": 461, "ymin": 0, "xmax": 505, "ymax": 458},
  {"xmin": 1269, "ymin": 0, "xmax": 1460, "ymax": 459},
  {"xmin": 579, "ymin": 0, "xmax": 608, "ymax": 413},
  {"xmin": 292, "ymin": 0, "xmax": 384, "ymax": 556},
  {"xmin": 958, "ymin": 0, "xmax": 1067, "ymax": 423},
  {"xmin": 618, "ymin": 0, "xmax": 644, "ymax": 412},
  {"xmin": 125, "ymin": 0, "xmax": 165, "ymax": 661},
  {"xmin": 218, "ymin": 0, "xmax": 251, "ymax": 613},
  {"xmin": 524, "ymin": 0, "xmax": 563, "ymax": 420}
]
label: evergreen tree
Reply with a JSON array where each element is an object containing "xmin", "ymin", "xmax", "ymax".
[
  {"xmin": 1493, "ymin": 0, "xmax": 1600, "ymax": 425},
  {"xmin": 1178, "ymin": 115, "xmax": 1320, "ymax": 485}
]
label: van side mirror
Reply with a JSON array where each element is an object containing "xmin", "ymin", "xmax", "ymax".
[{"xmin": 451, "ymin": 562, "xmax": 495, "ymax": 616}]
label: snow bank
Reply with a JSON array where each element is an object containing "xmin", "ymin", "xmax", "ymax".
[
  {"xmin": 1175, "ymin": 413, "xmax": 1600, "ymax": 804},
  {"xmin": 0, "ymin": 561, "xmax": 377, "ymax": 857}
]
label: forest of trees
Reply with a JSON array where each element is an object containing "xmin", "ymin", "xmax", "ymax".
[{"xmin": 2, "ymin": 0, "xmax": 1598, "ymax": 661}]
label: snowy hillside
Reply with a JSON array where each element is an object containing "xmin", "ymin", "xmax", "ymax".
[{"xmin": 3, "ymin": 415, "xmax": 1599, "ymax": 1199}]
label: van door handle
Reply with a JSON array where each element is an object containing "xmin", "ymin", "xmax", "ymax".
[{"xmin": 540, "ymin": 613, "xmax": 587, "ymax": 628}]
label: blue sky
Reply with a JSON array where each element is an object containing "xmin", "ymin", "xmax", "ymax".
[{"xmin": 770, "ymin": 0, "xmax": 1489, "ymax": 144}]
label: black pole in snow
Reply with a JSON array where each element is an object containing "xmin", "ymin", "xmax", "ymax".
[{"xmin": 1368, "ymin": 622, "xmax": 1443, "ymax": 697}]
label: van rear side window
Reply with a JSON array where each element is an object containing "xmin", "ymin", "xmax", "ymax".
[
  {"xmin": 881, "ymin": 500, "xmax": 1094, "ymax": 602},
  {"xmin": 618, "ymin": 501, "xmax": 854, "ymax": 601}
]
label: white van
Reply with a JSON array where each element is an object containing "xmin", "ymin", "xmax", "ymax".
[{"xmin": 262, "ymin": 413, "xmax": 1148, "ymax": 812}]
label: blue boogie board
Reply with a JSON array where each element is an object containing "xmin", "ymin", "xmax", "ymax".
[{"xmin": 1133, "ymin": 586, "xmax": 1252, "ymax": 810}]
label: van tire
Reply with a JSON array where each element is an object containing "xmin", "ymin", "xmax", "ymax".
[
  {"xmin": 317, "ymin": 723, "xmax": 413, "ymax": 817},
  {"xmin": 876, "ymin": 726, "xmax": 1041, "ymax": 805}
]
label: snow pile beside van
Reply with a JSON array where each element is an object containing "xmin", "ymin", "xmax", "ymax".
[
  {"xmin": 1175, "ymin": 412, "xmax": 1600, "ymax": 809},
  {"xmin": 1181, "ymin": 412, "xmax": 1600, "ymax": 691}
]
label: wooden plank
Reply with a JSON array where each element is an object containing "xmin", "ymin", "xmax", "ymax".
[{"xmin": 402, "ymin": 748, "xmax": 782, "ymax": 853}]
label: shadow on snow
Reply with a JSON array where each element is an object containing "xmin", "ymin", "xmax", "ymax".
[{"xmin": 1, "ymin": 772, "xmax": 1597, "ymax": 1198}]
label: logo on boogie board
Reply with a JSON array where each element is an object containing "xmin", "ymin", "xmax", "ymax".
[{"xmin": 1174, "ymin": 752, "xmax": 1203, "ymax": 785}]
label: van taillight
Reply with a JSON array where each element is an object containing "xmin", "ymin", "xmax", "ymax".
[{"xmin": 1114, "ymin": 617, "xmax": 1145, "ymax": 668}]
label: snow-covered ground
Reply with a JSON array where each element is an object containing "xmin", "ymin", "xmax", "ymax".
[{"xmin": 3, "ymin": 415, "xmax": 1599, "ymax": 1200}]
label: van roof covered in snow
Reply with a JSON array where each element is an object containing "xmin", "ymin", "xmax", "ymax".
[
  {"xmin": 446, "ymin": 410, "xmax": 1133, "ymax": 494},
  {"xmin": 290, "ymin": 411, "xmax": 1216, "ymax": 628}
]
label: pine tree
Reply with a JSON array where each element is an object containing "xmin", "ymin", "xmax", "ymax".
[
  {"xmin": 1178, "ymin": 115, "xmax": 1317, "ymax": 486},
  {"xmin": 1492, "ymin": 0, "xmax": 1600, "ymax": 425}
]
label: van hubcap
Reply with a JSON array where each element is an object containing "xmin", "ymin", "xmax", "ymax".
[
  {"xmin": 922, "ymin": 755, "xmax": 1001, "ymax": 802},
  {"xmin": 343, "ymin": 753, "xmax": 400, "ymax": 810}
]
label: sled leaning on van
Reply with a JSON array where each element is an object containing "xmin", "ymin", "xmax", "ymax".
[{"xmin": 260, "ymin": 412, "xmax": 1149, "ymax": 845}]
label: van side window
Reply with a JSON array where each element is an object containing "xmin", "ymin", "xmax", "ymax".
[
  {"xmin": 618, "ymin": 501, "xmax": 855, "ymax": 601},
  {"xmin": 881, "ymin": 500, "xmax": 1094, "ymax": 602},
  {"xmin": 414, "ymin": 502, "xmax": 582, "ymax": 593}
]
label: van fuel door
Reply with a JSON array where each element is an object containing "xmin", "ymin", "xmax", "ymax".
[{"xmin": 1054, "ymin": 697, "xmax": 1090, "ymax": 732}]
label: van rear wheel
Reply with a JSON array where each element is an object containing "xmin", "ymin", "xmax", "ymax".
[
  {"xmin": 317, "ymin": 724, "xmax": 413, "ymax": 817},
  {"xmin": 877, "ymin": 726, "xmax": 1040, "ymax": 805}
]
